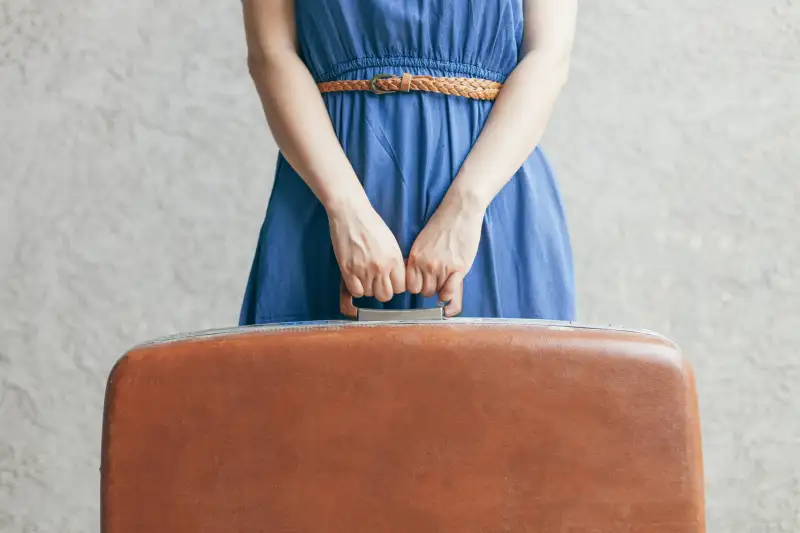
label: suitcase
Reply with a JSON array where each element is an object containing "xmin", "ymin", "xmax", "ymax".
[{"xmin": 101, "ymin": 307, "xmax": 705, "ymax": 533}]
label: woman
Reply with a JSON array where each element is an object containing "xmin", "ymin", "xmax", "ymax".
[{"xmin": 239, "ymin": 0, "xmax": 577, "ymax": 324}]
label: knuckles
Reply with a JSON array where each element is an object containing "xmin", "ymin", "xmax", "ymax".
[{"xmin": 408, "ymin": 253, "xmax": 465, "ymax": 274}]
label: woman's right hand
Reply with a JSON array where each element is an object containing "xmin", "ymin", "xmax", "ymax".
[{"xmin": 327, "ymin": 197, "xmax": 406, "ymax": 303}]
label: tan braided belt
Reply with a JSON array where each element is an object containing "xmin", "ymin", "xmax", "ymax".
[{"xmin": 318, "ymin": 72, "xmax": 503, "ymax": 101}]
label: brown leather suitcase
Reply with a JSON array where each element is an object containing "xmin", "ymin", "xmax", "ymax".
[{"xmin": 102, "ymin": 311, "xmax": 705, "ymax": 533}]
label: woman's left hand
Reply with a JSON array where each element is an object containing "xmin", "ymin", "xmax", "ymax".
[{"xmin": 406, "ymin": 199, "xmax": 485, "ymax": 317}]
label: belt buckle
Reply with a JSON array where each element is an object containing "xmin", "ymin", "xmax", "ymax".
[{"xmin": 369, "ymin": 73, "xmax": 396, "ymax": 95}]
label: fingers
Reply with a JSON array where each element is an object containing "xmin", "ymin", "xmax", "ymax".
[
  {"xmin": 343, "ymin": 274, "xmax": 365, "ymax": 299},
  {"xmin": 372, "ymin": 275, "xmax": 393, "ymax": 303},
  {"xmin": 440, "ymin": 272, "xmax": 465, "ymax": 317},
  {"xmin": 406, "ymin": 263, "xmax": 423, "ymax": 295},
  {"xmin": 407, "ymin": 248, "xmax": 466, "ymax": 316},
  {"xmin": 361, "ymin": 272, "xmax": 376, "ymax": 298},
  {"xmin": 390, "ymin": 263, "xmax": 406, "ymax": 295},
  {"xmin": 343, "ymin": 269, "xmax": 464, "ymax": 318},
  {"xmin": 344, "ymin": 259, "xmax": 406, "ymax": 303},
  {"xmin": 408, "ymin": 252, "xmax": 444, "ymax": 298},
  {"xmin": 421, "ymin": 271, "xmax": 438, "ymax": 298}
]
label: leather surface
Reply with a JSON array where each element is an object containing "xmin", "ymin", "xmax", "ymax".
[{"xmin": 102, "ymin": 322, "xmax": 705, "ymax": 533}]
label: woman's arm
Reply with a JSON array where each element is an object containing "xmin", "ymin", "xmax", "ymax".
[
  {"xmin": 444, "ymin": 0, "xmax": 578, "ymax": 211},
  {"xmin": 406, "ymin": 0, "xmax": 578, "ymax": 315},
  {"xmin": 243, "ymin": 0, "xmax": 362, "ymax": 211},
  {"xmin": 243, "ymin": 0, "xmax": 405, "ymax": 305}
]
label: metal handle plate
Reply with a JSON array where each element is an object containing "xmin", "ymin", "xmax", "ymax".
[
  {"xmin": 340, "ymin": 278, "xmax": 449, "ymax": 321},
  {"xmin": 356, "ymin": 306, "xmax": 445, "ymax": 322}
]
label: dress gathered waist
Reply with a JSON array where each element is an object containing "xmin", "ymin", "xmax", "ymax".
[{"xmin": 311, "ymin": 56, "xmax": 511, "ymax": 83}]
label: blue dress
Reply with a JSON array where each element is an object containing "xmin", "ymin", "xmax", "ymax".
[{"xmin": 239, "ymin": 0, "xmax": 575, "ymax": 325}]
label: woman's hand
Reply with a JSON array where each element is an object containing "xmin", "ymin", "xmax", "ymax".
[
  {"xmin": 406, "ymin": 196, "xmax": 485, "ymax": 317},
  {"xmin": 328, "ymin": 197, "xmax": 406, "ymax": 304}
]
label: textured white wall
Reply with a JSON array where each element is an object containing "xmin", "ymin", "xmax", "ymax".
[{"xmin": 1, "ymin": 0, "xmax": 798, "ymax": 531}]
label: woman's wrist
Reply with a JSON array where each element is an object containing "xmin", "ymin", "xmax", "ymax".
[
  {"xmin": 321, "ymin": 178, "xmax": 372, "ymax": 218},
  {"xmin": 440, "ymin": 180, "xmax": 492, "ymax": 216}
]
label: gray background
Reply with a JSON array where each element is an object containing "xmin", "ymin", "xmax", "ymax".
[{"xmin": 1, "ymin": 0, "xmax": 798, "ymax": 531}]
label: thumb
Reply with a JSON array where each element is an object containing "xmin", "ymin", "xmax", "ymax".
[
  {"xmin": 439, "ymin": 272, "xmax": 464, "ymax": 318},
  {"xmin": 340, "ymin": 278, "xmax": 358, "ymax": 319}
]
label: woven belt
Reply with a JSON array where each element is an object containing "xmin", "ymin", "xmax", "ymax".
[{"xmin": 318, "ymin": 72, "xmax": 503, "ymax": 101}]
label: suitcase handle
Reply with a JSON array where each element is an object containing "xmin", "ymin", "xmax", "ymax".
[
  {"xmin": 340, "ymin": 280, "xmax": 446, "ymax": 321},
  {"xmin": 355, "ymin": 306, "xmax": 445, "ymax": 321}
]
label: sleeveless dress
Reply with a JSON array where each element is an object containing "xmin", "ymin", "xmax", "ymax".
[{"xmin": 239, "ymin": 0, "xmax": 575, "ymax": 325}]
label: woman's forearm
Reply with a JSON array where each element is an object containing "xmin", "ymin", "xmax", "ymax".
[
  {"xmin": 444, "ymin": 52, "xmax": 570, "ymax": 211},
  {"xmin": 244, "ymin": 1, "xmax": 368, "ymax": 215},
  {"xmin": 248, "ymin": 58, "xmax": 368, "ymax": 213},
  {"xmin": 442, "ymin": 0, "xmax": 577, "ymax": 214}
]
